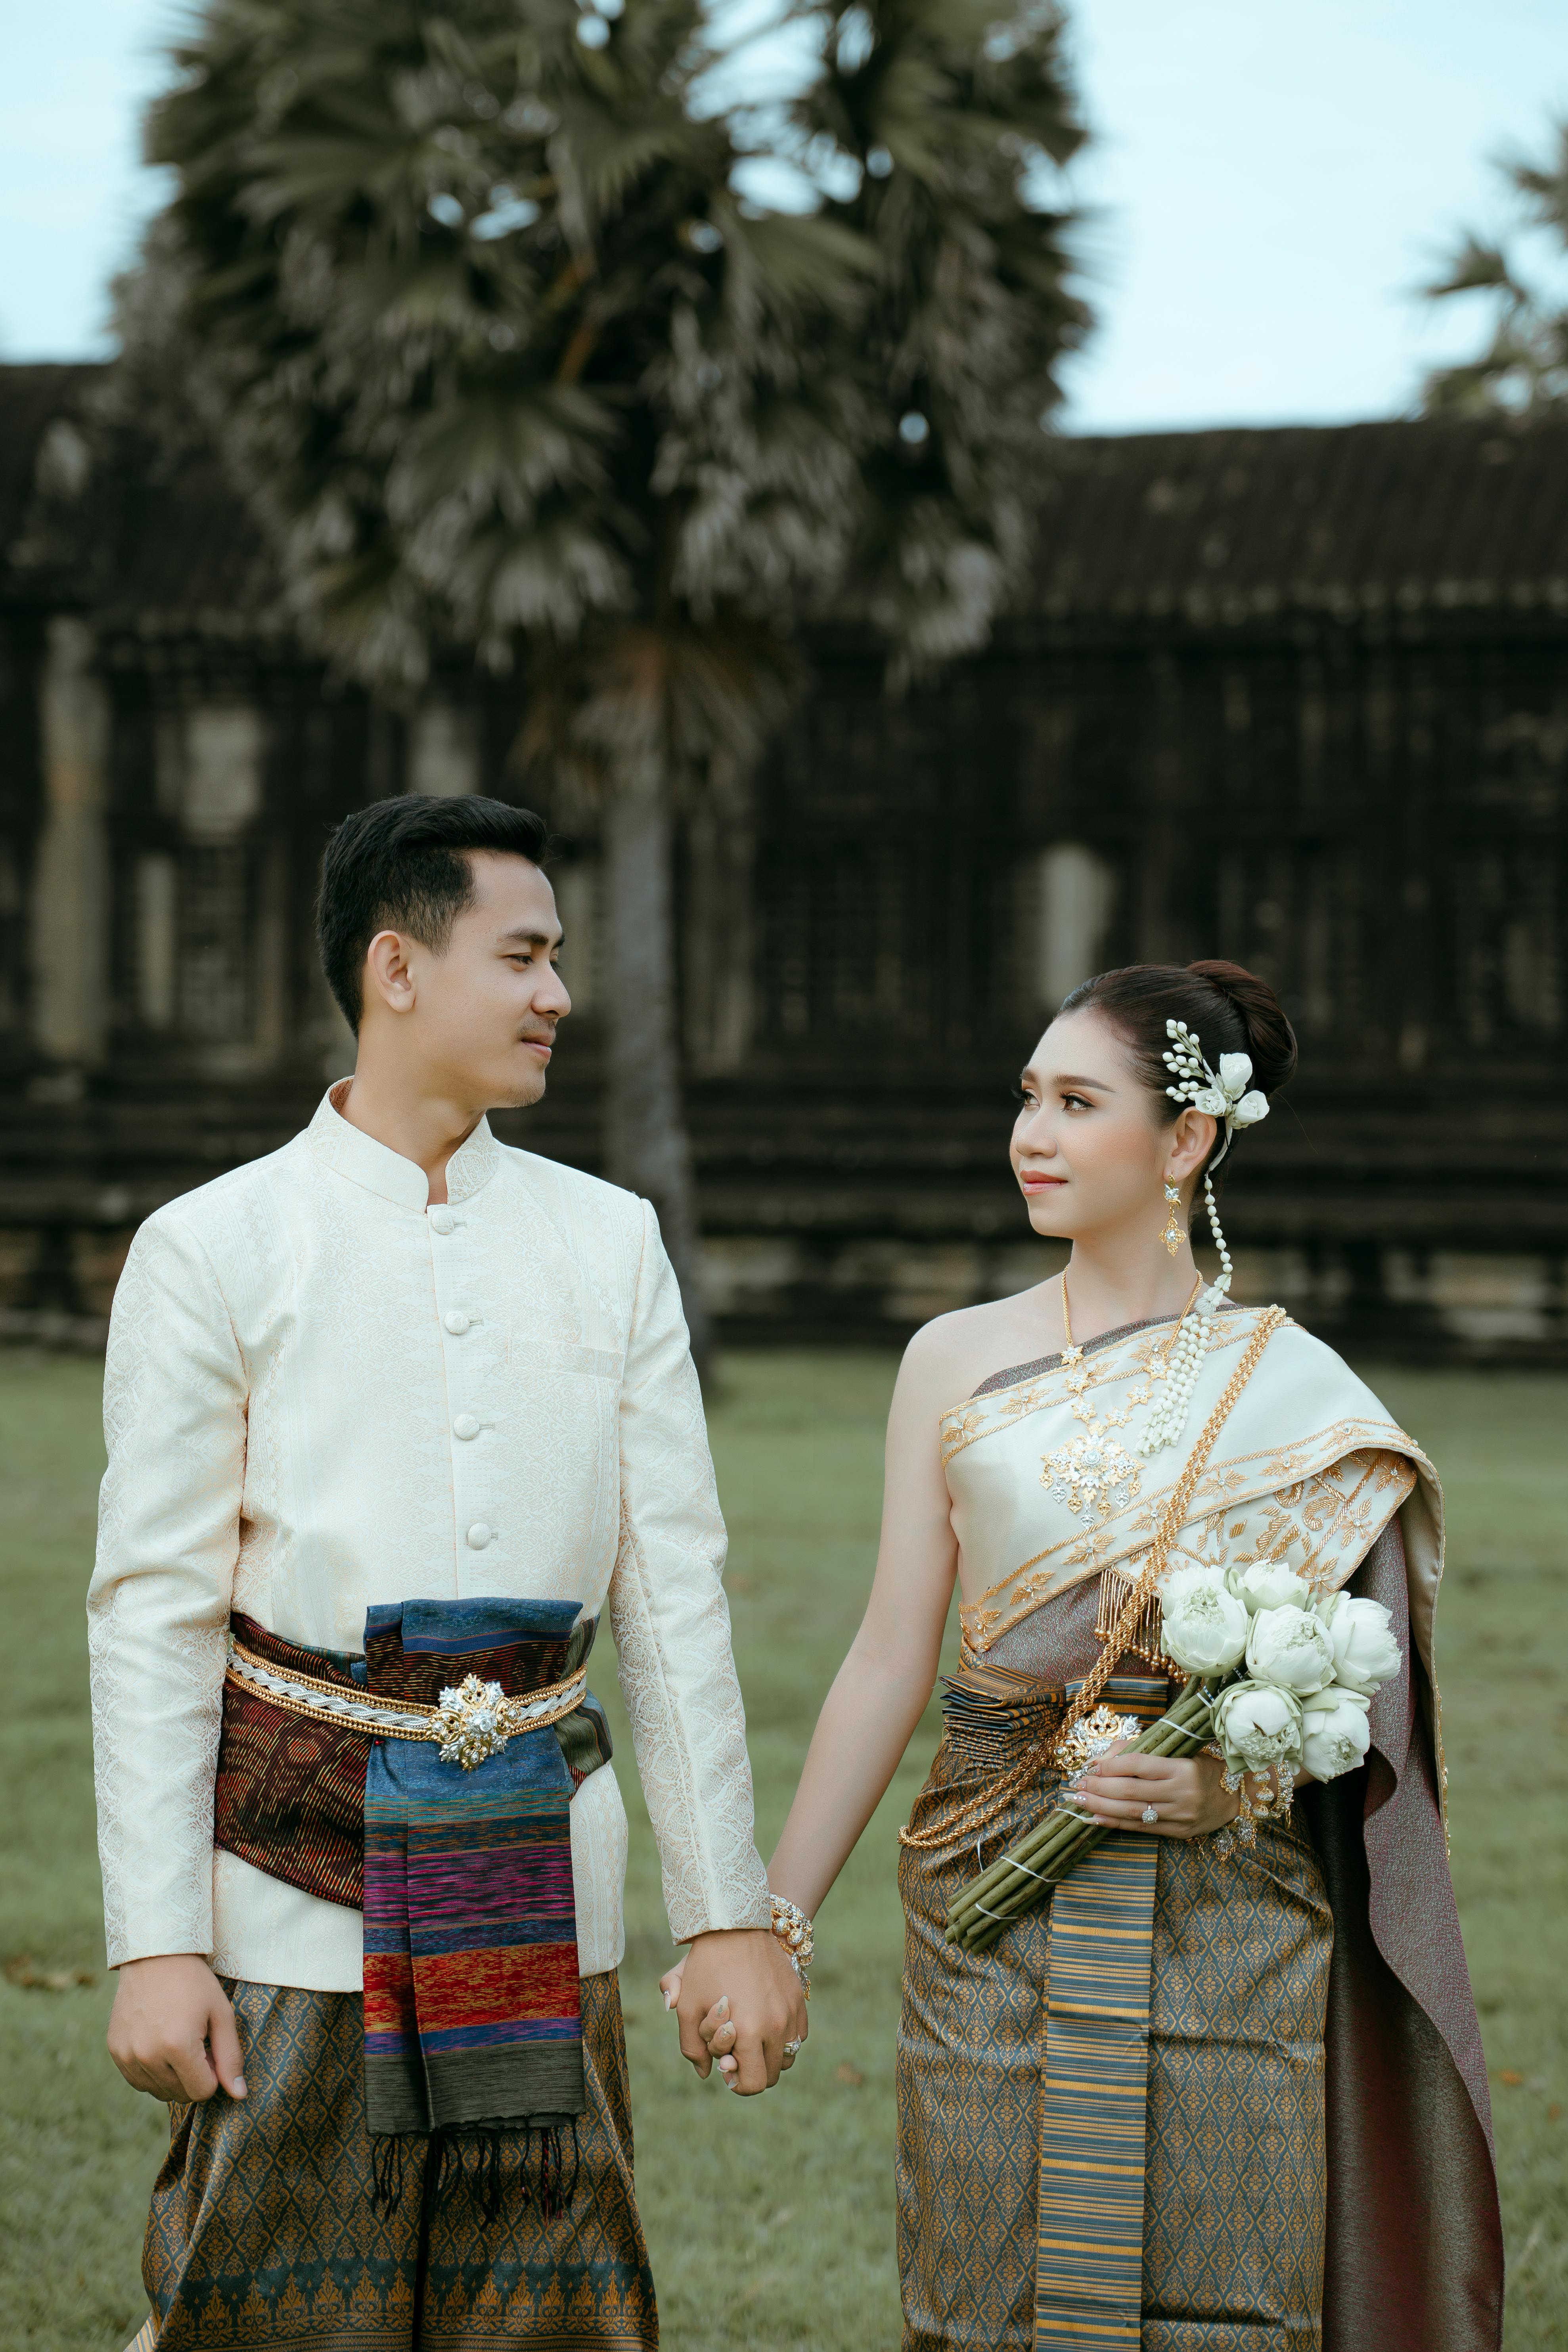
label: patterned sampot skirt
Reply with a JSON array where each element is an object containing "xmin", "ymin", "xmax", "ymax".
[{"xmin": 896, "ymin": 1720, "xmax": 1333, "ymax": 2352}]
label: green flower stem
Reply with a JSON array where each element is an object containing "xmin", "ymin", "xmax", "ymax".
[{"xmin": 944, "ymin": 1678, "xmax": 1217, "ymax": 1946}]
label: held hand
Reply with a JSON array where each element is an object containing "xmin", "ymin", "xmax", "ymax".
[
  {"xmin": 668, "ymin": 1930, "xmax": 806, "ymax": 2095},
  {"xmin": 107, "ymin": 1955, "xmax": 247, "ymax": 2104},
  {"xmin": 657, "ymin": 1959, "xmax": 760, "ymax": 2085},
  {"xmin": 1074, "ymin": 1740, "xmax": 1252, "ymax": 1842}
]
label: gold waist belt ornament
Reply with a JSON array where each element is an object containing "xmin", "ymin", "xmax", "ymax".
[{"xmin": 224, "ymin": 1638, "xmax": 589, "ymax": 1771}]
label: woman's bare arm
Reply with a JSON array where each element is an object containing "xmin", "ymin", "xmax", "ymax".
[{"xmin": 764, "ymin": 1323, "xmax": 963, "ymax": 1918}]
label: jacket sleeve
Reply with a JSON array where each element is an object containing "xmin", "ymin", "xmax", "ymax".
[
  {"xmin": 607, "ymin": 1202, "xmax": 772, "ymax": 1942},
  {"xmin": 87, "ymin": 1211, "xmax": 247, "ymax": 1967}
]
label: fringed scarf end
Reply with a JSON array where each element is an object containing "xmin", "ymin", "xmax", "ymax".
[{"xmin": 373, "ymin": 2120, "xmax": 583, "ymax": 2226}]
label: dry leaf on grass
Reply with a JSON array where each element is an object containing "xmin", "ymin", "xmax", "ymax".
[
  {"xmin": 4, "ymin": 1955, "xmax": 97, "ymax": 1992},
  {"xmin": 835, "ymin": 2061, "xmax": 865, "ymax": 2087}
]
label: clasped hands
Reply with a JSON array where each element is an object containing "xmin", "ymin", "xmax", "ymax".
[{"xmin": 659, "ymin": 1926, "xmax": 807, "ymax": 2095}]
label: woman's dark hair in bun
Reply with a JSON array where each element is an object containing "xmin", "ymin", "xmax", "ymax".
[{"xmin": 1058, "ymin": 960, "xmax": 1297, "ymax": 1166}]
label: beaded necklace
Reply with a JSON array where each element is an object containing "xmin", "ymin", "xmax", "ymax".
[{"xmin": 1038, "ymin": 1273, "xmax": 1210, "ymax": 1520}]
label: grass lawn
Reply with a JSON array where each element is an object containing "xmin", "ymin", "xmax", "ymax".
[{"xmin": 0, "ymin": 1348, "xmax": 1563, "ymax": 2350}]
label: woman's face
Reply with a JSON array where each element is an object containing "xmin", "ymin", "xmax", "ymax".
[{"xmin": 1010, "ymin": 1007, "xmax": 1214, "ymax": 1243}]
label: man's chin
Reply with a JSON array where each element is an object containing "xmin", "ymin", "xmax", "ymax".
[{"xmin": 492, "ymin": 1062, "xmax": 549, "ymax": 1112}]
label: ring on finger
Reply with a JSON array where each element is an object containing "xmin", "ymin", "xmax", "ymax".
[
  {"xmin": 783, "ymin": 2037, "xmax": 803, "ymax": 2057},
  {"xmin": 1141, "ymin": 1804, "xmax": 1160, "ymax": 1824}
]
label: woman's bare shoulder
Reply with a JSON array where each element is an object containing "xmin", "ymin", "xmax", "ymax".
[{"xmin": 899, "ymin": 1282, "xmax": 1061, "ymax": 1411}]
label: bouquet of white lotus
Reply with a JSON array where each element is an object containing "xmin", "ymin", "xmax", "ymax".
[{"xmin": 946, "ymin": 1557, "xmax": 1403, "ymax": 1954}]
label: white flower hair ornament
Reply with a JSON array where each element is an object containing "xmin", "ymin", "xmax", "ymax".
[
  {"xmin": 1162, "ymin": 1021, "xmax": 1271, "ymax": 1170},
  {"xmin": 1159, "ymin": 1019, "xmax": 1271, "ymax": 1302}
]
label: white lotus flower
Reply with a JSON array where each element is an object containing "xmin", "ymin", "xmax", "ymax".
[
  {"xmin": 1212, "ymin": 1680, "xmax": 1304, "ymax": 1775},
  {"xmin": 1245, "ymin": 1603, "xmax": 1336, "ymax": 1695},
  {"xmin": 1301, "ymin": 1685, "xmax": 1372, "ymax": 1780},
  {"xmin": 1228, "ymin": 1556, "xmax": 1310, "ymax": 1613},
  {"xmin": 1158, "ymin": 1566, "xmax": 1250, "ymax": 1675},
  {"xmin": 1217, "ymin": 1053, "xmax": 1254, "ymax": 1096},
  {"xmin": 1315, "ymin": 1591, "xmax": 1403, "ymax": 1696},
  {"xmin": 1193, "ymin": 1086, "xmax": 1228, "ymax": 1116},
  {"xmin": 1232, "ymin": 1090, "xmax": 1270, "ymax": 1126}
]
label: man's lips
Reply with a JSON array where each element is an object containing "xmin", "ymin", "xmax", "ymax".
[{"xmin": 521, "ymin": 1036, "xmax": 553, "ymax": 1058}]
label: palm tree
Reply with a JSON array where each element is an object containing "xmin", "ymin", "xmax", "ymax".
[
  {"xmin": 130, "ymin": 0, "xmax": 1088, "ymax": 1366},
  {"xmin": 1421, "ymin": 117, "xmax": 1568, "ymax": 416}
]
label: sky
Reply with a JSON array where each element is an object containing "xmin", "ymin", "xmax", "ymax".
[{"xmin": 1, "ymin": 0, "xmax": 1564, "ymax": 433}]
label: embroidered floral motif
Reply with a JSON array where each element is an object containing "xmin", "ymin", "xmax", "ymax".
[{"xmin": 1039, "ymin": 1433, "xmax": 1143, "ymax": 1519}]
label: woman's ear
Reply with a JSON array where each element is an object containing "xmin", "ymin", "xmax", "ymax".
[{"xmin": 1164, "ymin": 1107, "xmax": 1218, "ymax": 1186}]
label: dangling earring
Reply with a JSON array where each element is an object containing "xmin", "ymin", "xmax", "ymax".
[
  {"xmin": 1160, "ymin": 1181, "xmax": 1184, "ymax": 1257},
  {"xmin": 1203, "ymin": 1173, "xmax": 1235, "ymax": 1294}
]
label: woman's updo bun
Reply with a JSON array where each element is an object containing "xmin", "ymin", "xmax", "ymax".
[
  {"xmin": 1182, "ymin": 959, "xmax": 1297, "ymax": 1099},
  {"xmin": 1057, "ymin": 959, "xmax": 1297, "ymax": 1156}
]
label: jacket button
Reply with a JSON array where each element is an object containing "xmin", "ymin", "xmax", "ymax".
[
  {"xmin": 453, "ymin": 1414, "xmax": 480, "ymax": 1441},
  {"xmin": 444, "ymin": 1310, "xmax": 471, "ymax": 1336},
  {"xmin": 466, "ymin": 1522, "xmax": 492, "ymax": 1550},
  {"xmin": 429, "ymin": 1207, "xmax": 454, "ymax": 1235}
]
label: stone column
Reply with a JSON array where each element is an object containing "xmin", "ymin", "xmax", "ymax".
[{"xmin": 31, "ymin": 616, "xmax": 111, "ymax": 1070}]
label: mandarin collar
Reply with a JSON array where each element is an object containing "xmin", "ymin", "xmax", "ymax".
[{"xmin": 306, "ymin": 1082, "xmax": 500, "ymax": 1211}]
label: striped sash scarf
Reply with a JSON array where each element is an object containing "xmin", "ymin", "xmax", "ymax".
[
  {"xmin": 1034, "ymin": 1675, "xmax": 1166, "ymax": 2351},
  {"xmin": 360, "ymin": 1597, "xmax": 606, "ymax": 2137}
]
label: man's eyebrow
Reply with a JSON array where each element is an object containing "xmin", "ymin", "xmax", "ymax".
[{"xmin": 496, "ymin": 927, "xmax": 561, "ymax": 950}]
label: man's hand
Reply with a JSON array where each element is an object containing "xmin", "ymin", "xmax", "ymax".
[
  {"xmin": 661, "ymin": 1930, "xmax": 806, "ymax": 2095},
  {"xmin": 107, "ymin": 1955, "xmax": 247, "ymax": 2104}
]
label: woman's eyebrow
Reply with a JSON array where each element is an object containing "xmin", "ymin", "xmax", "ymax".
[{"xmin": 1048, "ymin": 1072, "xmax": 1113, "ymax": 1091}]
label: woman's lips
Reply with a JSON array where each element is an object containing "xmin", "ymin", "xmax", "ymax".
[{"xmin": 1019, "ymin": 1173, "xmax": 1064, "ymax": 1190}]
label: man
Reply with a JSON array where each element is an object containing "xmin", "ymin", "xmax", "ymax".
[{"xmin": 90, "ymin": 793, "xmax": 805, "ymax": 2352}]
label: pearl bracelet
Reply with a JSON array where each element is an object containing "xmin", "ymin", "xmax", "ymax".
[{"xmin": 770, "ymin": 1893, "xmax": 814, "ymax": 1997}]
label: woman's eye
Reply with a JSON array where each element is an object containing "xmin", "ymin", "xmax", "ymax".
[{"xmin": 1062, "ymin": 1093, "xmax": 1091, "ymax": 1111}]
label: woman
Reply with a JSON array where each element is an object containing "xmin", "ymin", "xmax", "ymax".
[{"xmin": 676, "ymin": 960, "xmax": 1502, "ymax": 2351}]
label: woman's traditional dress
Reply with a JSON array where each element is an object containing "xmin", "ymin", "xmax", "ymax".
[{"xmin": 897, "ymin": 1303, "xmax": 1503, "ymax": 2352}]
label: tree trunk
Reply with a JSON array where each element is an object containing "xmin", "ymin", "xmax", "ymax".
[{"xmin": 602, "ymin": 756, "xmax": 713, "ymax": 1378}]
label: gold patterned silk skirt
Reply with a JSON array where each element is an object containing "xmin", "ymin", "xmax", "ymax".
[
  {"xmin": 897, "ymin": 1685, "xmax": 1334, "ymax": 2352},
  {"xmin": 136, "ymin": 1971, "xmax": 655, "ymax": 2350}
]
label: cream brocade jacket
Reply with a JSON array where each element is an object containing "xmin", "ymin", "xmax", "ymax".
[{"xmin": 87, "ymin": 1085, "xmax": 772, "ymax": 1988}]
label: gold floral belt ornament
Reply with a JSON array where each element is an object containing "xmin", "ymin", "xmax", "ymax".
[{"xmin": 224, "ymin": 1637, "xmax": 590, "ymax": 1771}]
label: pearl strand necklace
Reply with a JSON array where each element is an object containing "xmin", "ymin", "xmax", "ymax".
[
  {"xmin": 1141, "ymin": 1169, "xmax": 1238, "ymax": 1451},
  {"xmin": 1060, "ymin": 1265, "xmax": 1220, "ymax": 1461}
]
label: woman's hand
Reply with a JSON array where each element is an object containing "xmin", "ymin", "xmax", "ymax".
[{"xmin": 1074, "ymin": 1740, "xmax": 1252, "ymax": 1841}]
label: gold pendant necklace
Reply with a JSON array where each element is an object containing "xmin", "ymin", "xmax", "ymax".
[{"xmin": 1039, "ymin": 1273, "xmax": 1203, "ymax": 1520}]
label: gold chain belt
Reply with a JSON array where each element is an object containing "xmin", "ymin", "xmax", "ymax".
[{"xmin": 224, "ymin": 1637, "xmax": 589, "ymax": 1771}]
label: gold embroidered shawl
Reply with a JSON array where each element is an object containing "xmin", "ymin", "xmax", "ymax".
[{"xmin": 944, "ymin": 1305, "xmax": 1443, "ymax": 1706}]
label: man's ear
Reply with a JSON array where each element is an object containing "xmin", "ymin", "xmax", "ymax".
[{"xmin": 363, "ymin": 928, "xmax": 417, "ymax": 1018}]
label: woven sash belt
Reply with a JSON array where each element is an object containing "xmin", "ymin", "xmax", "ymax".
[{"xmin": 214, "ymin": 1597, "xmax": 613, "ymax": 2136}]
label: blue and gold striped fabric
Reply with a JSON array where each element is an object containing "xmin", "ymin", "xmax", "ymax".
[{"xmin": 1035, "ymin": 1674, "xmax": 1167, "ymax": 2352}]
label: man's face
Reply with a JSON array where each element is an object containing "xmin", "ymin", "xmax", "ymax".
[{"xmin": 368, "ymin": 852, "xmax": 571, "ymax": 1110}]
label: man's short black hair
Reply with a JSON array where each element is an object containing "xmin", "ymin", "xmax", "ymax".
[{"xmin": 317, "ymin": 794, "xmax": 549, "ymax": 1031}]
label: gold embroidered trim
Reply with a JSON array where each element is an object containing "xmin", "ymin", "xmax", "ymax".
[
  {"xmin": 959, "ymin": 1413, "xmax": 1426, "ymax": 1655},
  {"xmin": 938, "ymin": 1308, "xmax": 1259, "ymax": 1468}
]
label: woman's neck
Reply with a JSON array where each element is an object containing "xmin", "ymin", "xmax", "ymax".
[{"xmin": 1061, "ymin": 1239, "xmax": 1205, "ymax": 1346}]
